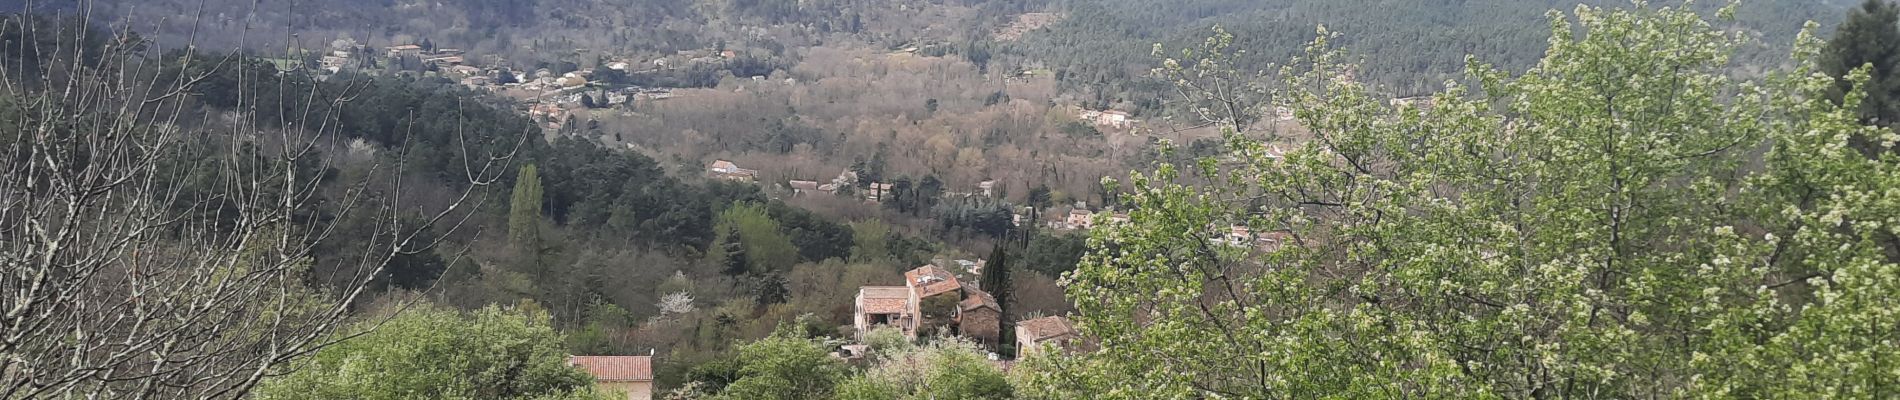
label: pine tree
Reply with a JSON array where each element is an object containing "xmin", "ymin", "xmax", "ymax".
[
  {"xmin": 1823, "ymin": 0, "xmax": 1900, "ymax": 127},
  {"xmin": 507, "ymin": 164, "xmax": 543, "ymax": 250},
  {"xmin": 718, "ymin": 224, "xmax": 748, "ymax": 276}
]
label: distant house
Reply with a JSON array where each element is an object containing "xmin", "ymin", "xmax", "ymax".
[
  {"xmin": 1015, "ymin": 316, "xmax": 1078, "ymax": 357},
  {"xmin": 423, "ymin": 55, "xmax": 465, "ymax": 67},
  {"xmin": 319, "ymin": 55, "xmax": 351, "ymax": 73},
  {"xmin": 569, "ymin": 356, "xmax": 654, "ymax": 400},
  {"xmin": 1066, "ymin": 209, "xmax": 1094, "ymax": 230},
  {"xmin": 1108, "ymin": 212, "xmax": 1130, "ymax": 226},
  {"xmin": 461, "ymin": 76, "xmax": 492, "ymax": 88},
  {"xmin": 867, "ymin": 182, "xmax": 895, "ymax": 203},
  {"xmin": 957, "ymin": 286, "xmax": 1002, "ymax": 347},
  {"xmin": 854, "ymin": 286, "xmax": 912, "ymax": 339},
  {"xmin": 385, "ymin": 44, "xmax": 422, "ymax": 59},
  {"xmin": 557, "ymin": 75, "xmax": 588, "ymax": 88},
  {"xmin": 1079, "ymin": 108, "xmax": 1136, "ymax": 129},
  {"xmin": 709, "ymin": 160, "xmax": 759, "ymax": 182},
  {"xmin": 789, "ymin": 180, "xmax": 821, "ymax": 196},
  {"xmin": 979, "ymin": 180, "xmax": 996, "ymax": 197}
]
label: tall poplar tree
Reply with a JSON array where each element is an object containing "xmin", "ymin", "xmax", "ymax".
[{"xmin": 508, "ymin": 164, "xmax": 544, "ymax": 249}]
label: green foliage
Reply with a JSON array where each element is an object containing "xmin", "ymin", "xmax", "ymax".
[
  {"xmin": 1822, "ymin": 0, "xmax": 1900, "ymax": 128},
  {"xmin": 933, "ymin": 196, "xmax": 1015, "ymax": 238},
  {"xmin": 1017, "ymin": 0, "xmax": 1842, "ymax": 99},
  {"xmin": 701, "ymin": 329, "xmax": 851, "ymax": 400},
  {"xmin": 1038, "ymin": 3, "xmax": 1900, "ymax": 398},
  {"xmin": 715, "ymin": 203, "xmax": 800, "ymax": 275},
  {"xmin": 849, "ymin": 220, "xmax": 894, "ymax": 263},
  {"xmin": 1017, "ymin": 232, "xmax": 1088, "ymax": 277},
  {"xmin": 254, "ymin": 305, "xmax": 607, "ymax": 400},
  {"xmin": 837, "ymin": 338, "xmax": 1013, "ymax": 400},
  {"xmin": 510, "ymin": 164, "xmax": 545, "ymax": 249}
]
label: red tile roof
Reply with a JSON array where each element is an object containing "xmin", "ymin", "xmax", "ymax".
[
  {"xmin": 568, "ymin": 356, "xmax": 653, "ymax": 382},
  {"xmin": 858, "ymin": 286, "xmax": 911, "ymax": 314},
  {"xmin": 905, "ymin": 265, "xmax": 961, "ymax": 298},
  {"xmin": 959, "ymin": 286, "xmax": 999, "ymax": 312},
  {"xmin": 1016, "ymin": 316, "xmax": 1077, "ymax": 342}
]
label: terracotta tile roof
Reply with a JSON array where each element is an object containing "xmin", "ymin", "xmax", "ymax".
[
  {"xmin": 858, "ymin": 286, "xmax": 910, "ymax": 314},
  {"xmin": 905, "ymin": 265, "xmax": 961, "ymax": 298},
  {"xmin": 1017, "ymin": 316, "xmax": 1077, "ymax": 342},
  {"xmin": 568, "ymin": 356, "xmax": 653, "ymax": 382},
  {"xmin": 959, "ymin": 286, "xmax": 999, "ymax": 312}
]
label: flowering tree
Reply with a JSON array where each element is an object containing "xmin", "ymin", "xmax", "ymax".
[{"xmin": 1020, "ymin": 3, "xmax": 1900, "ymax": 399}]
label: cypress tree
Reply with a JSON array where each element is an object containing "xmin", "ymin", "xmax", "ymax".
[{"xmin": 982, "ymin": 241, "xmax": 1014, "ymax": 356}]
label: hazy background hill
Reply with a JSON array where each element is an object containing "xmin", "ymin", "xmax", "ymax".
[
  {"xmin": 39, "ymin": 0, "xmax": 1845, "ymax": 95},
  {"xmin": 1016, "ymin": 0, "xmax": 1849, "ymax": 98}
]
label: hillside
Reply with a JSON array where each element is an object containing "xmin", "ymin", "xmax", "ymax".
[
  {"xmin": 50, "ymin": 0, "xmax": 1845, "ymax": 97},
  {"xmin": 1014, "ymin": 0, "xmax": 1851, "ymax": 99}
]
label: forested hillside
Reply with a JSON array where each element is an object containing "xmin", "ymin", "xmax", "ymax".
[
  {"xmin": 1016, "ymin": 0, "xmax": 1850, "ymax": 100},
  {"xmin": 53, "ymin": 0, "xmax": 1847, "ymax": 99}
]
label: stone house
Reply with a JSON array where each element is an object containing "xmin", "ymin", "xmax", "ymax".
[
  {"xmin": 852, "ymin": 265, "xmax": 1006, "ymax": 348},
  {"xmin": 1015, "ymin": 316, "xmax": 1078, "ymax": 358},
  {"xmin": 854, "ymin": 286, "xmax": 911, "ymax": 340},
  {"xmin": 957, "ymin": 285, "xmax": 1001, "ymax": 347},
  {"xmin": 708, "ymin": 160, "xmax": 759, "ymax": 182}
]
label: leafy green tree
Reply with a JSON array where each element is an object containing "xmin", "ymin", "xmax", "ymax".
[
  {"xmin": 696, "ymin": 329, "xmax": 850, "ymax": 400},
  {"xmin": 510, "ymin": 164, "xmax": 545, "ymax": 249},
  {"xmin": 255, "ymin": 305, "xmax": 607, "ymax": 400},
  {"xmin": 834, "ymin": 338, "xmax": 1012, "ymax": 400},
  {"xmin": 1024, "ymin": 4, "xmax": 1900, "ymax": 399},
  {"xmin": 1822, "ymin": 0, "xmax": 1900, "ymax": 128},
  {"xmin": 714, "ymin": 203, "xmax": 798, "ymax": 275},
  {"xmin": 849, "ymin": 220, "xmax": 893, "ymax": 263}
]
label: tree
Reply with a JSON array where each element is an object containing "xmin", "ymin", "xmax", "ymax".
[
  {"xmin": 716, "ymin": 224, "xmax": 750, "ymax": 276},
  {"xmin": 254, "ymin": 305, "xmax": 607, "ymax": 400},
  {"xmin": 510, "ymin": 164, "xmax": 545, "ymax": 250},
  {"xmin": 690, "ymin": 328, "xmax": 849, "ymax": 400},
  {"xmin": 714, "ymin": 203, "xmax": 798, "ymax": 275},
  {"xmin": 888, "ymin": 176, "xmax": 915, "ymax": 213},
  {"xmin": 833, "ymin": 338, "xmax": 1012, "ymax": 400},
  {"xmin": 916, "ymin": 175, "xmax": 945, "ymax": 212},
  {"xmin": 980, "ymin": 243, "xmax": 1014, "ymax": 356},
  {"xmin": 1, "ymin": 15, "xmax": 515, "ymax": 399},
  {"xmin": 1822, "ymin": 0, "xmax": 1900, "ymax": 128},
  {"xmin": 1023, "ymin": 4, "xmax": 1900, "ymax": 399}
]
